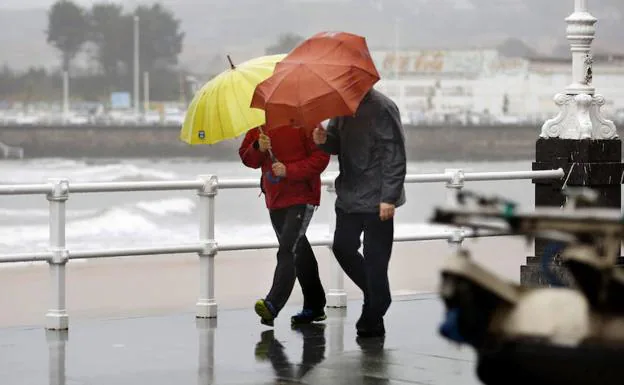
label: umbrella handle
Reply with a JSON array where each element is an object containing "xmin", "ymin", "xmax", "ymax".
[
  {"xmin": 264, "ymin": 143, "xmax": 282, "ymax": 184},
  {"xmin": 265, "ymin": 171, "xmax": 282, "ymax": 184}
]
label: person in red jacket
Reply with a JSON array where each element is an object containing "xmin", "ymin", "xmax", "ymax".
[{"xmin": 239, "ymin": 124, "xmax": 330, "ymax": 327}]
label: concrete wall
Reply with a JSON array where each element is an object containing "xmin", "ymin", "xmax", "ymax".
[{"xmin": 0, "ymin": 124, "xmax": 542, "ymax": 161}]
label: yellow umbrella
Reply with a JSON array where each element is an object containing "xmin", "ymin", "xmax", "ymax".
[{"xmin": 180, "ymin": 53, "xmax": 286, "ymax": 145}]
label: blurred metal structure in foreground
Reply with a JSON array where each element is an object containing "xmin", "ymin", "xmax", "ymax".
[{"xmin": 431, "ymin": 186, "xmax": 624, "ymax": 385}]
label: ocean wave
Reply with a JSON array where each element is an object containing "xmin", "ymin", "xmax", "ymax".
[
  {"xmin": 0, "ymin": 162, "xmax": 179, "ymax": 184},
  {"xmin": 0, "ymin": 197, "xmax": 195, "ymax": 222},
  {"xmin": 59, "ymin": 164, "xmax": 178, "ymax": 182},
  {"xmin": 135, "ymin": 197, "xmax": 196, "ymax": 216},
  {"xmin": 0, "ymin": 207, "xmax": 100, "ymax": 219},
  {"xmin": 0, "ymin": 197, "xmax": 198, "ymax": 252},
  {"xmin": 0, "ymin": 207, "xmax": 160, "ymax": 246},
  {"xmin": 24, "ymin": 158, "xmax": 86, "ymax": 169}
]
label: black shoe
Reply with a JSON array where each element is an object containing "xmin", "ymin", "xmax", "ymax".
[
  {"xmin": 356, "ymin": 319, "xmax": 385, "ymax": 338},
  {"xmin": 356, "ymin": 328, "xmax": 385, "ymax": 338},
  {"xmin": 291, "ymin": 322, "xmax": 327, "ymax": 334},
  {"xmin": 291, "ymin": 308, "xmax": 327, "ymax": 325}
]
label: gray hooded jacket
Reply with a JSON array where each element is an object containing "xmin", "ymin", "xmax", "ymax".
[{"xmin": 319, "ymin": 89, "xmax": 407, "ymax": 214}]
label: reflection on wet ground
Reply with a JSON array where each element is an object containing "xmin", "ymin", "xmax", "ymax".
[{"xmin": 0, "ymin": 295, "xmax": 481, "ymax": 384}]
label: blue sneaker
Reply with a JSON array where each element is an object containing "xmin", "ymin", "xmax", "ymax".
[
  {"xmin": 255, "ymin": 299, "xmax": 277, "ymax": 327},
  {"xmin": 290, "ymin": 308, "xmax": 327, "ymax": 325}
]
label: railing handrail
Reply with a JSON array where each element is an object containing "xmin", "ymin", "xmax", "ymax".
[
  {"xmin": 0, "ymin": 168, "xmax": 564, "ymax": 195},
  {"xmin": 0, "ymin": 229, "xmax": 509, "ymax": 264},
  {"xmin": 0, "ymin": 167, "xmax": 565, "ymax": 331}
]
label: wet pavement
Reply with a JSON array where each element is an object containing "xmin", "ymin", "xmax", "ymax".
[{"xmin": 0, "ymin": 295, "xmax": 481, "ymax": 384}]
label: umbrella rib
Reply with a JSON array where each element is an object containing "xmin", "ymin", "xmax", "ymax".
[
  {"xmin": 222, "ymin": 72, "xmax": 240, "ymax": 140},
  {"xmin": 259, "ymin": 69, "xmax": 289, "ymax": 109},
  {"xmin": 229, "ymin": 70, "xmax": 253, "ymax": 133},
  {"xmin": 213, "ymin": 76, "xmax": 227, "ymax": 143},
  {"xmin": 309, "ymin": 39, "xmax": 345, "ymax": 64}
]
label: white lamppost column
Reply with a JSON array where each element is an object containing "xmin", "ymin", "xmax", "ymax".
[
  {"xmin": 62, "ymin": 71, "xmax": 69, "ymax": 124},
  {"xmin": 143, "ymin": 71, "xmax": 150, "ymax": 115},
  {"xmin": 133, "ymin": 15, "xmax": 140, "ymax": 120},
  {"xmin": 393, "ymin": 16, "xmax": 399, "ymax": 81},
  {"xmin": 540, "ymin": 0, "xmax": 617, "ymax": 140}
]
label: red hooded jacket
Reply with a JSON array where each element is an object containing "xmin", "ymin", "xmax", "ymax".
[{"xmin": 238, "ymin": 125, "xmax": 330, "ymax": 210}]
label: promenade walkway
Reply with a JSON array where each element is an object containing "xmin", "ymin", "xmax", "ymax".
[{"xmin": 0, "ymin": 295, "xmax": 481, "ymax": 385}]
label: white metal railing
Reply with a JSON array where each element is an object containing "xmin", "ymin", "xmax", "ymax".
[{"xmin": 0, "ymin": 168, "xmax": 564, "ymax": 330}]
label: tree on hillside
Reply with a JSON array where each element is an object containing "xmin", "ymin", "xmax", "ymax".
[
  {"xmin": 47, "ymin": 0, "xmax": 89, "ymax": 72},
  {"xmin": 265, "ymin": 33, "xmax": 304, "ymax": 55},
  {"xmin": 88, "ymin": 3, "xmax": 126, "ymax": 87},
  {"xmin": 497, "ymin": 37, "xmax": 537, "ymax": 58},
  {"xmin": 119, "ymin": 3, "xmax": 185, "ymax": 74},
  {"xmin": 0, "ymin": 65, "xmax": 19, "ymax": 100}
]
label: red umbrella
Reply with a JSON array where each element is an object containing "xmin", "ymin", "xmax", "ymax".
[{"xmin": 250, "ymin": 31, "xmax": 380, "ymax": 130}]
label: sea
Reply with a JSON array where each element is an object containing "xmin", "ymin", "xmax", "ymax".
[{"xmin": 0, "ymin": 158, "xmax": 544, "ymax": 257}]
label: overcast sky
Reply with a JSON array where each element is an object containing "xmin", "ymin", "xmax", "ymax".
[
  {"xmin": 0, "ymin": 0, "xmax": 358, "ymax": 10},
  {"xmin": 2, "ymin": 0, "xmax": 97, "ymax": 9},
  {"xmin": 0, "ymin": 0, "xmax": 170, "ymax": 9}
]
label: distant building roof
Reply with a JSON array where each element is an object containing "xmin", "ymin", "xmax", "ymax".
[{"xmin": 527, "ymin": 54, "xmax": 624, "ymax": 64}]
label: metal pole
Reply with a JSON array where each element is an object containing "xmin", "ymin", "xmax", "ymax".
[
  {"xmin": 46, "ymin": 179, "xmax": 69, "ymax": 330},
  {"xmin": 196, "ymin": 175, "xmax": 218, "ymax": 318},
  {"xmin": 62, "ymin": 71, "xmax": 69, "ymax": 124},
  {"xmin": 46, "ymin": 330, "xmax": 68, "ymax": 385},
  {"xmin": 327, "ymin": 308, "xmax": 346, "ymax": 356},
  {"xmin": 444, "ymin": 169, "xmax": 466, "ymax": 250},
  {"xmin": 394, "ymin": 16, "xmax": 400, "ymax": 81},
  {"xmin": 133, "ymin": 15, "xmax": 140, "ymax": 120},
  {"xmin": 143, "ymin": 71, "xmax": 150, "ymax": 116},
  {"xmin": 196, "ymin": 319, "xmax": 216, "ymax": 385},
  {"xmin": 394, "ymin": 17, "xmax": 404, "ymax": 112},
  {"xmin": 326, "ymin": 173, "xmax": 347, "ymax": 308}
]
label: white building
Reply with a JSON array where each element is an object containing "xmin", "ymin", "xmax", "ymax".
[{"xmin": 370, "ymin": 49, "xmax": 624, "ymax": 124}]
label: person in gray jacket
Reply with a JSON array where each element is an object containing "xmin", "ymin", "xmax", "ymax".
[{"xmin": 312, "ymin": 88, "xmax": 407, "ymax": 338}]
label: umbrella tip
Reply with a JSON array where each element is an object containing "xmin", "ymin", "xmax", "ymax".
[{"xmin": 227, "ymin": 55, "xmax": 235, "ymax": 69}]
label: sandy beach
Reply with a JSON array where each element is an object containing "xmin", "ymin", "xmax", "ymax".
[{"xmin": 0, "ymin": 236, "xmax": 531, "ymax": 328}]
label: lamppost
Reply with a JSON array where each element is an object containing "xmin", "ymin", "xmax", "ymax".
[
  {"xmin": 133, "ymin": 15, "xmax": 140, "ymax": 121},
  {"xmin": 539, "ymin": 0, "xmax": 617, "ymax": 140},
  {"xmin": 393, "ymin": 16, "xmax": 400, "ymax": 81},
  {"xmin": 524, "ymin": 0, "xmax": 622, "ymax": 286},
  {"xmin": 62, "ymin": 71, "xmax": 69, "ymax": 124},
  {"xmin": 394, "ymin": 16, "xmax": 405, "ymax": 115}
]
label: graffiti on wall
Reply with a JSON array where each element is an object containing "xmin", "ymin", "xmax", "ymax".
[{"xmin": 372, "ymin": 50, "xmax": 528, "ymax": 77}]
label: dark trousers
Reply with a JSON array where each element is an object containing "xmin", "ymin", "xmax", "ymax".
[
  {"xmin": 331, "ymin": 207, "xmax": 393, "ymax": 327},
  {"xmin": 266, "ymin": 204, "xmax": 326, "ymax": 315}
]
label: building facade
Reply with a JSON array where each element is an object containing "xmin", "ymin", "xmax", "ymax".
[{"xmin": 370, "ymin": 49, "xmax": 624, "ymax": 124}]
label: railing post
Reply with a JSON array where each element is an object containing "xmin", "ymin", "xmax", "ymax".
[
  {"xmin": 196, "ymin": 175, "xmax": 218, "ymax": 318},
  {"xmin": 444, "ymin": 169, "xmax": 465, "ymax": 249},
  {"xmin": 46, "ymin": 330, "xmax": 68, "ymax": 385},
  {"xmin": 327, "ymin": 308, "xmax": 346, "ymax": 356},
  {"xmin": 46, "ymin": 178, "xmax": 70, "ymax": 331},
  {"xmin": 196, "ymin": 318, "xmax": 217, "ymax": 385},
  {"xmin": 326, "ymin": 173, "xmax": 347, "ymax": 308}
]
